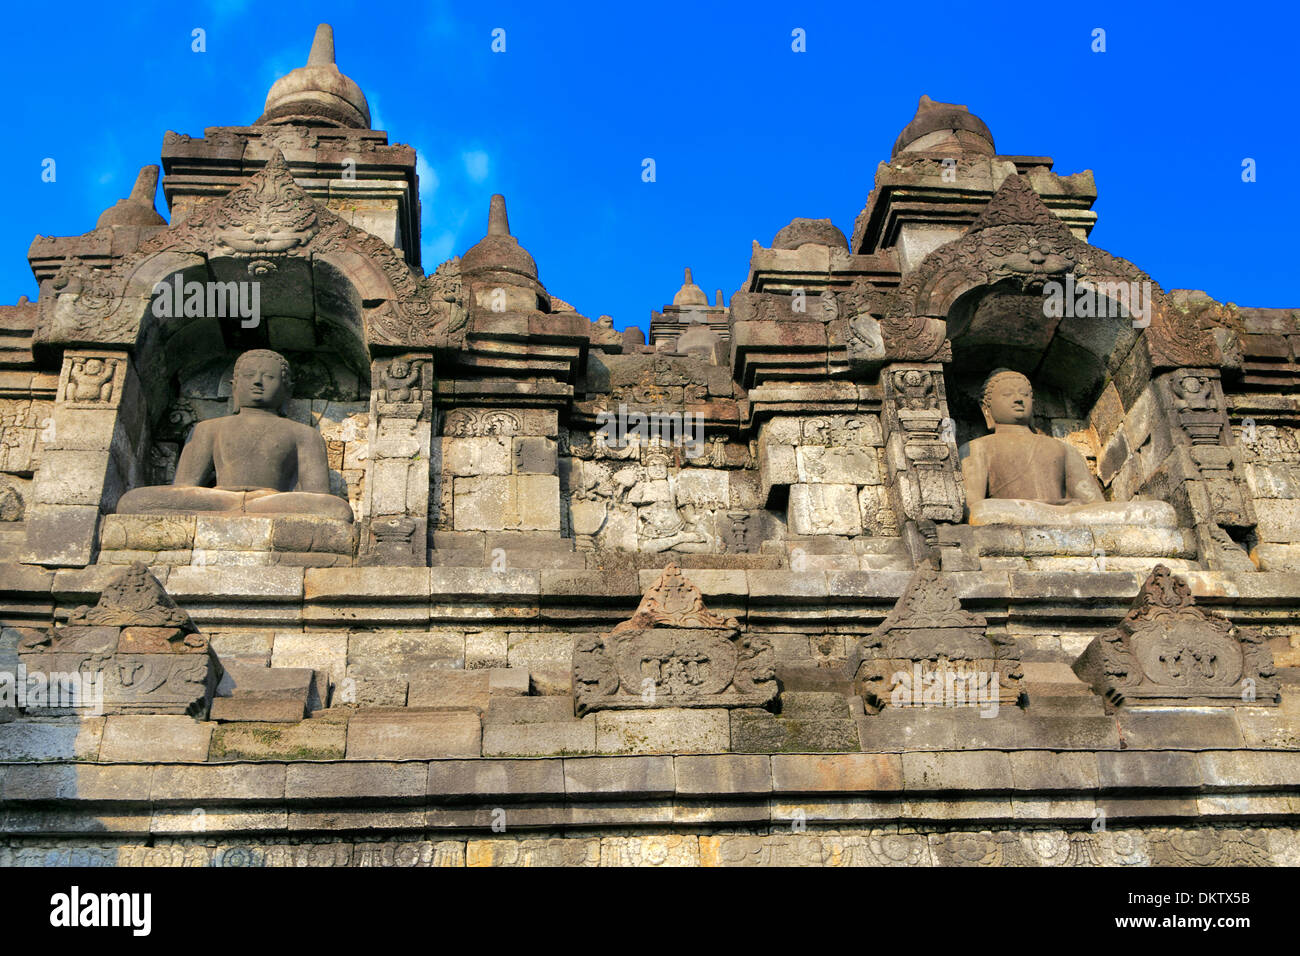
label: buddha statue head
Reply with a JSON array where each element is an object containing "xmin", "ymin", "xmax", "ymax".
[
  {"xmin": 979, "ymin": 368, "xmax": 1033, "ymax": 430},
  {"xmin": 231, "ymin": 349, "xmax": 293, "ymax": 415}
]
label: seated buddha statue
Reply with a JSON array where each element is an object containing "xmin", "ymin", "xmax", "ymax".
[
  {"xmin": 959, "ymin": 369, "xmax": 1172, "ymax": 527},
  {"xmin": 116, "ymin": 349, "xmax": 354, "ymax": 523}
]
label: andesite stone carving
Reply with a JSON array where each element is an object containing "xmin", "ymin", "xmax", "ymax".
[
  {"xmin": 14, "ymin": 562, "xmax": 220, "ymax": 716},
  {"xmin": 573, "ymin": 563, "xmax": 777, "ymax": 714},
  {"xmin": 852, "ymin": 563, "xmax": 1024, "ymax": 712},
  {"xmin": 1072, "ymin": 564, "xmax": 1279, "ymax": 709}
]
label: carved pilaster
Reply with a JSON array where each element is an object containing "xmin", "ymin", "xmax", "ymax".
[
  {"xmin": 1155, "ymin": 368, "xmax": 1256, "ymax": 570},
  {"xmin": 880, "ymin": 363, "xmax": 964, "ymax": 528},
  {"xmin": 24, "ymin": 349, "xmax": 147, "ymax": 566},
  {"xmin": 359, "ymin": 353, "xmax": 433, "ymax": 566}
]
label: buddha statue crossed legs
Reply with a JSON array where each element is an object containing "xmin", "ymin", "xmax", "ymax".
[{"xmin": 116, "ymin": 349, "xmax": 354, "ymax": 523}]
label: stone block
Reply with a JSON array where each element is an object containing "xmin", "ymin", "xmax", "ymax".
[
  {"xmin": 902, "ymin": 751, "xmax": 1015, "ymax": 791},
  {"xmin": 465, "ymin": 630, "xmax": 508, "ymax": 669},
  {"xmin": 454, "ymin": 475, "xmax": 560, "ymax": 532},
  {"xmin": 483, "ymin": 696, "xmax": 577, "ymax": 724},
  {"xmin": 346, "ymin": 630, "xmax": 465, "ymax": 677},
  {"xmin": 165, "ymin": 565, "xmax": 304, "ymax": 600},
  {"xmin": 770, "ymin": 753, "xmax": 903, "ymax": 793},
  {"xmin": 0, "ymin": 763, "xmax": 152, "ymax": 803},
  {"xmin": 345, "ymin": 677, "xmax": 409, "ymax": 707},
  {"xmin": 564, "ymin": 755, "xmax": 674, "ymax": 798},
  {"xmin": 1096, "ymin": 751, "xmax": 1202, "ymax": 792},
  {"xmin": 1197, "ymin": 751, "xmax": 1300, "ymax": 791},
  {"xmin": 0, "ymin": 718, "xmax": 103, "ymax": 761},
  {"xmin": 427, "ymin": 758, "xmax": 566, "ymax": 801},
  {"xmin": 1114, "ymin": 710, "xmax": 1245, "ymax": 749},
  {"xmin": 1007, "ymin": 751, "xmax": 1099, "ymax": 791},
  {"xmin": 285, "ymin": 761, "xmax": 427, "ymax": 802},
  {"xmin": 271, "ymin": 633, "xmax": 347, "ymax": 698},
  {"xmin": 511, "ymin": 437, "xmax": 557, "ymax": 474},
  {"xmin": 732, "ymin": 710, "xmax": 859, "ymax": 752},
  {"xmin": 216, "ymin": 660, "xmax": 314, "ymax": 705},
  {"xmin": 304, "ymin": 566, "xmax": 428, "ymax": 602},
  {"xmin": 150, "ymin": 764, "xmax": 286, "ymax": 804},
  {"xmin": 194, "ymin": 515, "xmax": 274, "ymax": 552},
  {"xmin": 99, "ymin": 715, "xmax": 212, "ymax": 762},
  {"xmin": 675, "ymin": 754, "xmax": 772, "ymax": 795},
  {"xmin": 406, "ymin": 670, "xmax": 490, "ymax": 711},
  {"xmin": 210, "ymin": 698, "xmax": 305, "ymax": 722},
  {"xmin": 209, "ymin": 712, "xmax": 347, "ymax": 760},
  {"xmin": 23, "ymin": 505, "xmax": 101, "ymax": 567},
  {"xmin": 594, "ymin": 709, "xmax": 730, "ymax": 754},
  {"xmin": 788, "ymin": 484, "xmax": 862, "ymax": 536},
  {"xmin": 489, "ymin": 667, "xmax": 530, "ymax": 696},
  {"xmin": 345, "ymin": 711, "xmax": 481, "ymax": 758},
  {"xmin": 99, "ymin": 514, "xmax": 196, "ymax": 552},
  {"xmin": 482, "ymin": 718, "xmax": 596, "ymax": 756},
  {"xmin": 441, "ymin": 436, "xmax": 510, "ymax": 476}
]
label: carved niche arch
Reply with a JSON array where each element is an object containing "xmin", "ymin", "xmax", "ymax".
[
  {"xmin": 842, "ymin": 174, "xmax": 1220, "ymax": 388},
  {"xmin": 33, "ymin": 149, "xmax": 468, "ymax": 363}
]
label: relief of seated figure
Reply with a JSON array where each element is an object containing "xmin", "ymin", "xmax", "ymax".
[
  {"xmin": 116, "ymin": 349, "xmax": 354, "ymax": 523},
  {"xmin": 959, "ymin": 369, "xmax": 1174, "ymax": 527}
]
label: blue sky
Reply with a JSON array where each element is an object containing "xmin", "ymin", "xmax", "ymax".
[{"xmin": 5, "ymin": 1, "xmax": 1296, "ymax": 333}]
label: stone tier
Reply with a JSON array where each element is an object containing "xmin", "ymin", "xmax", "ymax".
[
  {"xmin": 2, "ymin": 747, "xmax": 1299, "ymax": 866},
  {"xmin": 98, "ymin": 513, "xmax": 356, "ymax": 568}
]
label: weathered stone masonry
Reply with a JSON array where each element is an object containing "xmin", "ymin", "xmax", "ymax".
[{"xmin": 2, "ymin": 27, "xmax": 1299, "ymax": 866}]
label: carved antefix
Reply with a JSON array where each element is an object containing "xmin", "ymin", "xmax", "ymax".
[
  {"xmin": 853, "ymin": 564, "xmax": 1024, "ymax": 713},
  {"xmin": 880, "ymin": 364, "xmax": 964, "ymax": 524},
  {"xmin": 1072, "ymin": 564, "xmax": 1279, "ymax": 710},
  {"xmin": 573, "ymin": 563, "xmax": 776, "ymax": 715},
  {"xmin": 15, "ymin": 563, "xmax": 221, "ymax": 717}
]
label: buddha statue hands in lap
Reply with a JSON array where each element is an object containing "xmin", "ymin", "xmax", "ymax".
[
  {"xmin": 116, "ymin": 349, "xmax": 354, "ymax": 523},
  {"xmin": 959, "ymin": 369, "xmax": 1170, "ymax": 527}
]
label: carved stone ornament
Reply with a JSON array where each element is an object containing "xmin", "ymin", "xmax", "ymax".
[
  {"xmin": 35, "ymin": 150, "xmax": 467, "ymax": 351},
  {"xmin": 572, "ymin": 563, "xmax": 777, "ymax": 715},
  {"xmin": 852, "ymin": 564, "xmax": 1024, "ymax": 713},
  {"xmin": 1072, "ymin": 564, "xmax": 1279, "ymax": 709},
  {"xmin": 67, "ymin": 561, "xmax": 195, "ymax": 630},
  {"xmin": 17, "ymin": 562, "xmax": 220, "ymax": 717},
  {"xmin": 882, "ymin": 174, "xmax": 1218, "ymax": 367}
]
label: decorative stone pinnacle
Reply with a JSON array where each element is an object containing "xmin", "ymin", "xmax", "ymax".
[
  {"xmin": 684, "ymin": 267, "xmax": 694, "ymax": 284},
  {"xmin": 307, "ymin": 23, "xmax": 336, "ymax": 67},
  {"xmin": 488, "ymin": 194, "xmax": 511, "ymax": 237},
  {"xmin": 128, "ymin": 166, "xmax": 159, "ymax": 205}
]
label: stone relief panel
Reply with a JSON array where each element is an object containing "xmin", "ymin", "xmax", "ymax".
[
  {"xmin": 881, "ymin": 365, "xmax": 964, "ymax": 525},
  {"xmin": 0, "ymin": 399, "xmax": 52, "ymax": 474},
  {"xmin": 562, "ymin": 435, "xmax": 754, "ymax": 554}
]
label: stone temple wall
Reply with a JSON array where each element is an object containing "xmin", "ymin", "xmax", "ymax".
[{"xmin": 2, "ymin": 36, "xmax": 1299, "ymax": 866}]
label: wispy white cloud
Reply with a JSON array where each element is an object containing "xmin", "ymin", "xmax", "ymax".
[{"xmin": 461, "ymin": 150, "xmax": 489, "ymax": 183}]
